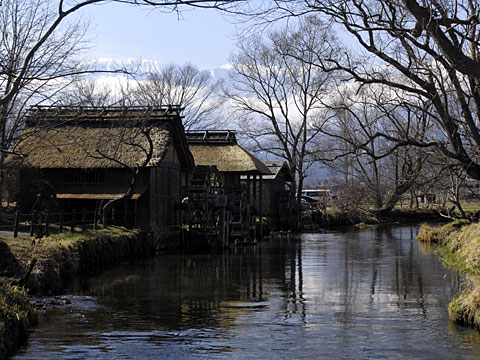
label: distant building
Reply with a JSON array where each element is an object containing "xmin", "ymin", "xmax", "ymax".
[
  {"xmin": 186, "ymin": 130, "xmax": 271, "ymax": 192},
  {"xmin": 242, "ymin": 161, "xmax": 294, "ymax": 229},
  {"xmin": 186, "ymin": 130, "xmax": 272, "ymax": 238}
]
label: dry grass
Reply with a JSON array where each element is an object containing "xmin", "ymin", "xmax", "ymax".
[
  {"xmin": 417, "ymin": 220, "xmax": 480, "ymax": 328},
  {"xmin": 0, "ymin": 280, "xmax": 37, "ymax": 359},
  {"xmin": 449, "ymin": 278, "xmax": 480, "ymax": 328},
  {"xmin": 416, "ymin": 220, "xmax": 470, "ymax": 244}
]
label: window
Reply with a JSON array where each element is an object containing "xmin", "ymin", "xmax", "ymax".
[
  {"xmin": 64, "ymin": 170, "xmax": 84, "ymax": 184},
  {"xmin": 85, "ymin": 169, "xmax": 105, "ymax": 183},
  {"xmin": 65, "ymin": 169, "xmax": 105, "ymax": 184}
]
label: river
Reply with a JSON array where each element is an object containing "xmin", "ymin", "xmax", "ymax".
[{"xmin": 13, "ymin": 225, "xmax": 480, "ymax": 359}]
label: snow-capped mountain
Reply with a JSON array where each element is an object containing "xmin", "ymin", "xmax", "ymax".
[{"xmin": 82, "ymin": 58, "xmax": 232, "ymax": 82}]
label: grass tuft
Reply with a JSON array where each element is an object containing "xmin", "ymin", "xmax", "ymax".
[
  {"xmin": 417, "ymin": 220, "xmax": 480, "ymax": 328},
  {"xmin": 0, "ymin": 279, "xmax": 37, "ymax": 359}
]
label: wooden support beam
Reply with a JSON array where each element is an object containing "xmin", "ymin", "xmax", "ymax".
[
  {"xmin": 82, "ymin": 208, "xmax": 87, "ymax": 232},
  {"xmin": 13, "ymin": 211, "xmax": 19, "ymax": 238},
  {"xmin": 30, "ymin": 210, "xmax": 37, "ymax": 237},
  {"xmin": 44, "ymin": 211, "xmax": 50, "ymax": 235},
  {"xmin": 59, "ymin": 210, "xmax": 64, "ymax": 233},
  {"xmin": 259, "ymin": 175, "xmax": 263, "ymax": 240},
  {"xmin": 71, "ymin": 209, "xmax": 76, "ymax": 233}
]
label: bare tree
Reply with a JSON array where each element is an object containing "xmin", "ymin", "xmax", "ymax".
[
  {"xmin": 0, "ymin": 0, "xmax": 239, "ymax": 205},
  {"xmin": 0, "ymin": 0, "xmax": 91, "ymax": 204},
  {"xmin": 225, "ymin": 16, "xmax": 335, "ymax": 208},
  {"xmin": 316, "ymin": 84, "xmax": 432, "ymax": 215},
  {"xmin": 133, "ymin": 63, "xmax": 224, "ymax": 130},
  {"xmin": 78, "ymin": 113, "xmax": 161, "ymax": 221},
  {"xmin": 236, "ymin": 0, "xmax": 480, "ymax": 183},
  {"xmin": 60, "ymin": 79, "xmax": 115, "ymax": 107},
  {"xmin": 424, "ymin": 155, "xmax": 473, "ymax": 219},
  {"xmin": 0, "ymin": 0, "xmax": 237, "ymax": 111}
]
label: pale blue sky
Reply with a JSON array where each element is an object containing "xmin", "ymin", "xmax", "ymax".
[{"xmin": 80, "ymin": 2, "xmax": 239, "ymax": 70}]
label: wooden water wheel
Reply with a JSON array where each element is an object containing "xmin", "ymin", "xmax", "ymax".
[
  {"xmin": 228, "ymin": 184, "xmax": 249, "ymax": 240},
  {"xmin": 187, "ymin": 166, "xmax": 221, "ymax": 245}
]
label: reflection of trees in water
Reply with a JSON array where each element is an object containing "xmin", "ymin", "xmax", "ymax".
[
  {"xmin": 283, "ymin": 239, "xmax": 307, "ymax": 322},
  {"xmin": 80, "ymin": 245, "xmax": 289, "ymax": 331},
  {"xmin": 337, "ymin": 226, "xmax": 462, "ymax": 318},
  {"xmin": 75, "ymin": 226, "xmax": 463, "ymax": 337}
]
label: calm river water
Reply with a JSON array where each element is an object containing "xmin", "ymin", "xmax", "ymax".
[{"xmin": 14, "ymin": 226, "xmax": 480, "ymax": 359}]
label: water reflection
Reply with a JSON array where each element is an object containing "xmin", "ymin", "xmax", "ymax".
[{"xmin": 14, "ymin": 225, "xmax": 480, "ymax": 359}]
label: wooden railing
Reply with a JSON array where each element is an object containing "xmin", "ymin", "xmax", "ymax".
[{"xmin": 0, "ymin": 208, "xmax": 127, "ymax": 238}]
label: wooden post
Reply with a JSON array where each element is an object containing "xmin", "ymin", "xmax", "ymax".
[
  {"xmin": 253, "ymin": 175, "xmax": 257, "ymax": 204},
  {"xmin": 253, "ymin": 174, "xmax": 257, "ymax": 241},
  {"xmin": 219, "ymin": 206, "xmax": 226, "ymax": 247},
  {"xmin": 71, "ymin": 209, "xmax": 76, "ymax": 233},
  {"xmin": 259, "ymin": 175, "xmax": 263, "ymax": 241},
  {"xmin": 111, "ymin": 207, "xmax": 116, "ymax": 224},
  {"xmin": 30, "ymin": 210, "xmax": 37, "ymax": 237},
  {"xmin": 124, "ymin": 201, "xmax": 128, "ymax": 227},
  {"xmin": 134, "ymin": 199, "xmax": 138, "ymax": 227},
  {"xmin": 59, "ymin": 210, "xmax": 64, "ymax": 233},
  {"xmin": 82, "ymin": 208, "xmax": 87, "ymax": 232},
  {"xmin": 93, "ymin": 208, "xmax": 98, "ymax": 230},
  {"xmin": 13, "ymin": 210, "xmax": 20, "ymax": 238},
  {"xmin": 44, "ymin": 211, "xmax": 49, "ymax": 235}
]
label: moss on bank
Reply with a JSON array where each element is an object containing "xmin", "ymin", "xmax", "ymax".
[
  {"xmin": 0, "ymin": 226, "xmax": 155, "ymax": 359},
  {"xmin": 417, "ymin": 220, "xmax": 480, "ymax": 328}
]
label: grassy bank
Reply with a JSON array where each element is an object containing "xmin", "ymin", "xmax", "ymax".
[
  {"xmin": 312, "ymin": 207, "xmax": 442, "ymax": 228},
  {"xmin": 0, "ymin": 226, "xmax": 155, "ymax": 359},
  {"xmin": 0, "ymin": 280, "xmax": 37, "ymax": 360},
  {"xmin": 417, "ymin": 220, "xmax": 480, "ymax": 328}
]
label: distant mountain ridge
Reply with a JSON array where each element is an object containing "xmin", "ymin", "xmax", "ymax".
[{"xmin": 83, "ymin": 57, "xmax": 232, "ymax": 81}]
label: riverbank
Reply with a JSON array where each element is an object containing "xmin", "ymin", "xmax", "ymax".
[
  {"xmin": 0, "ymin": 280, "xmax": 37, "ymax": 360},
  {"xmin": 417, "ymin": 220, "xmax": 480, "ymax": 328},
  {"xmin": 309, "ymin": 207, "xmax": 443, "ymax": 228},
  {"xmin": 0, "ymin": 226, "xmax": 155, "ymax": 359}
]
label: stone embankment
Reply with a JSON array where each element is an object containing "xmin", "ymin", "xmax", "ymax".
[{"xmin": 0, "ymin": 227, "xmax": 155, "ymax": 359}]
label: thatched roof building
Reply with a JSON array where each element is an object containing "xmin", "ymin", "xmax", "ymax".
[
  {"xmin": 186, "ymin": 130, "xmax": 271, "ymax": 175},
  {"xmin": 7, "ymin": 106, "xmax": 195, "ymax": 235}
]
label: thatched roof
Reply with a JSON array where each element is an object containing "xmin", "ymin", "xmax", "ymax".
[
  {"xmin": 8, "ymin": 126, "xmax": 171, "ymax": 169},
  {"xmin": 240, "ymin": 161, "xmax": 293, "ymax": 181},
  {"xmin": 264, "ymin": 161, "xmax": 294, "ymax": 181},
  {"xmin": 7, "ymin": 105, "xmax": 196, "ymax": 170},
  {"xmin": 189, "ymin": 144, "xmax": 271, "ymax": 175}
]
